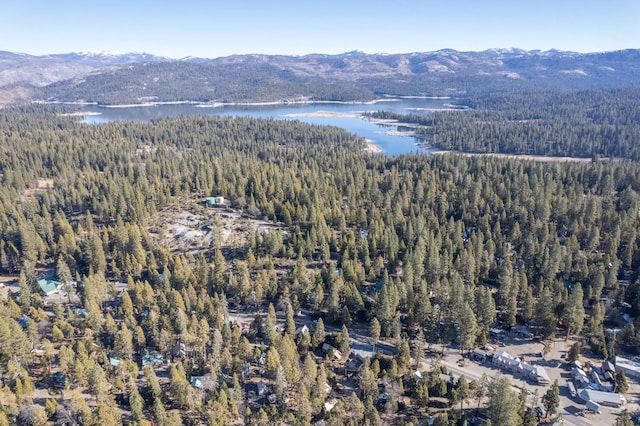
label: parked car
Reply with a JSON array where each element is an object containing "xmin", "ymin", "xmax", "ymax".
[{"xmin": 535, "ymin": 407, "xmax": 544, "ymax": 419}]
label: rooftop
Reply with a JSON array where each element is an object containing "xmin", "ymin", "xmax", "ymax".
[
  {"xmin": 615, "ymin": 356, "xmax": 640, "ymax": 372},
  {"xmin": 38, "ymin": 277, "xmax": 60, "ymax": 294}
]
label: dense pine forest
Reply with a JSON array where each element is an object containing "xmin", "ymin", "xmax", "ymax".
[
  {"xmin": 367, "ymin": 87, "xmax": 640, "ymax": 160},
  {"xmin": 1, "ymin": 106, "xmax": 640, "ymax": 425}
]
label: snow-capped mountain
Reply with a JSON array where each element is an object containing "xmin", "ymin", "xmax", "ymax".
[{"xmin": 1, "ymin": 48, "xmax": 640, "ymax": 105}]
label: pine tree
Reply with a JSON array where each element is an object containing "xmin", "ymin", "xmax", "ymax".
[
  {"xmin": 455, "ymin": 375, "xmax": 470, "ymax": 411},
  {"xmin": 616, "ymin": 370, "xmax": 629, "ymax": 394},
  {"xmin": 616, "ymin": 410, "xmax": 634, "ymax": 426},
  {"xmin": 265, "ymin": 303, "xmax": 279, "ymax": 345},
  {"xmin": 153, "ymin": 397, "xmax": 168, "ymax": 426},
  {"xmin": 339, "ymin": 324, "xmax": 350, "ymax": 356},
  {"xmin": 359, "ymin": 358, "xmax": 378, "ymax": 400},
  {"xmin": 312, "ymin": 318, "xmax": 326, "ymax": 348},
  {"xmin": 487, "ymin": 376, "xmax": 519, "ymax": 426},
  {"xmin": 285, "ymin": 303, "xmax": 296, "ymax": 337},
  {"xmin": 370, "ymin": 317, "xmax": 381, "ymax": 353},
  {"xmin": 534, "ymin": 287, "xmax": 556, "ymax": 339},
  {"xmin": 278, "ymin": 334, "xmax": 300, "ymax": 383},
  {"xmin": 93, "ymin": 404, "xmax": 121, "ymax": 426},
  {"xmin": 88, "ymin": 364, "xmax": 110, "ymax": 404},
  {"xmin": 128, "ymin": 378, "xmax": 144, "ymax": 423},
  {"xmin": 296, "ymin": 382, "xmax": 313, "ymax": 424},
  {"xmin": 57, "ymin": 257, "xmax": 74, "ymax": 304},
  {"xmin": 415, "ymin": 378, "xmax": 430, "ymax": 407},
  {"xmin": 542, "ymin": 379, "xmax": 560, "ymax": 418},
  {"xmin": 567, "ymin": 342, "xmax": 581, "ymax": 363},
  {"xmin": 113, "ymin": 323, "xmax": 134, "ymax": 359},
  {"xmin": 17, "ymin": 272, "xmax": 31, "ymax": 314},
  {"xmin": 266, "ymin": 346, "xmax": 281, "ymax": 381},
  {"xmin": 563, "ymin": 283, "xmax": 585, "ymax": 337},
  {"xmin": 457, "ymin": 302, "xmax": 478, "ymax": 353}
]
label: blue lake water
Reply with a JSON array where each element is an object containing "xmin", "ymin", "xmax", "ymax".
[{"xmin": 82, "ymin": 98, "xmax": 457, "ymax": 155}]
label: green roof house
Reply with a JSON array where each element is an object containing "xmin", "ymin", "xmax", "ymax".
[
  {"xmin": 205, "ymin": 196, "xmax": 225, "ymax": 207},
  {"xmin": 38, "ymin": 278, "xmax": 61, "ymax": 296}
]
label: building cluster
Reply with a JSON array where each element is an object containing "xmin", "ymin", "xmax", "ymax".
[
  {"xmin": 491, "ymin": 351, "xmax": 551, "ymax": 385},
  {"xmin": 469, "ymin": 348, "xmax": 550, "ymax": 385},
  {"xmin": 570, "ymin": 358, "xmax": 631, "ymax": 411}
]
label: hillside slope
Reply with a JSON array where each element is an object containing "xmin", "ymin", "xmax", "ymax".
[{"xmin": 2, "ymin": 49, "xmax": 640, "ymax": 104}]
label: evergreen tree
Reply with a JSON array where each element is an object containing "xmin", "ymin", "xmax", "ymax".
[
  {"xmin": 615, "ymin": 370, "xmax": 629, "ymax": 394},
  {"xmin": 17, "ymin": 272, "xmax": 31, "ymax": 314},
  {"xmin": 370, "ymin": 317, "xmax": 381, "ymax": 354},
  {"xmin": 339, "ymin": 324, "xmax": 351, "ymax": 356},
  {"xmin": 567, "ymin": 342, "xmax": 581, "ymax": 363},
  {"xmin": 312, "ymin": 318, "xmax": 326, "ymax": 348},
  {"xmin": 415, "ymin": 377, "xmax": 430, "ymax": 407},
  {"xmin": 128, "ymin": 378, "xmax": 144, "ymax": 424},
  {"xmin": 542, "ymin": 379, "xmax": 560, "ymax": 418},
  {"xmin": 535, "ymin": 287, "xmax": 556, "ymax": 339},
  {"xmin": 285, "ymin": 303, "xmax": 296, "ymax": 337},
  {"xmin": 616, "ymin": 410, "xmax": 634, "ymax": 426},
  {"xmin": 563, "ymin": 283, "xmax": 585, "ymax": 337},
  {"xmin": 455, "ymin": 375, "xmax": 470, "ymax": 411},
  {"xmin": 487, "ymin": 376, "xmax": 519, "ymax": 426}
]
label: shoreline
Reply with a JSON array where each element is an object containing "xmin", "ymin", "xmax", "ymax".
[
  {"xmin": 429, "ymin": 150, "xmax": 601, "ymax": 163},
  {"xmin": 60, "ymin": 111, "xmax": 101, "ymax": 116},
  {"xmin": 43, "ymin": 97, "xmax": 439, "ymax": 109},
  {"xmin": 363, "ymin": 117, "xmax": 423, "ymax": 128},
  {"xmin": 283, "ymin": 110, "xmax": 359, "ymax": 118},
  {"xmin": 195, "ymin": 98, "xmax": 395, "ymax": 108},
  {"xmin": 364, "ymin": 139, "xmax": 383, "ymax": 153},
  {"xmin": 97, "ymin": 101, "xmax": 199, "ymax": 109},
  {"xmin": 378, "ymin": 130, "xmax": 416, "ymax": 137}
]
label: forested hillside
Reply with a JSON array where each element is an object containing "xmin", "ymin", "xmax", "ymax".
[
  {"xmin": 20, "ymin": 49, "xmax": 640, "ymax": 105},
  {"xmin": 1, "ymin": 108, "xmax": 640, "ymax": 424}
]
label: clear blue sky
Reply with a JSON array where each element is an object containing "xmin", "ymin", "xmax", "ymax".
[{"xmin": 2, "ymin": 0, "xmax": 638, "ymax": 58}]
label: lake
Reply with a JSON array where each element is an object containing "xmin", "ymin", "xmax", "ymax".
[{"xmin": 82, "ymin": 98, "xmax": 459, "ymax": 155}]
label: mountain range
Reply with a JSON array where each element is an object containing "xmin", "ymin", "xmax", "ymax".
[{"xmin": 1, "ymin": 48, "xmax": 640, "ymax": 105}]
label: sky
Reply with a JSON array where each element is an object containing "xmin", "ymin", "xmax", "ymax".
[{"xmin": 1, "ymin": 0, "xmax": 638, "ymax": 58}]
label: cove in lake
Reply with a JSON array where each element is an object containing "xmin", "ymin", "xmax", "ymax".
[{"xmin": 82, "ymin": 98, "xmax": 460, "ymax": 155}]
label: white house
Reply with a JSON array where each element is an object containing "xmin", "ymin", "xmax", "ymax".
[
  {"xmin": 257, "ymin": 381, "xmax": 269, "ymax": 396},
  {"xmin": 578, "ymin": 389, "xmax": 625, "ymax": 407}
]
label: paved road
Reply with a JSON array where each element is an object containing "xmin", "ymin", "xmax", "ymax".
[
  {"xmin": 227, "ymin": 308, "xmax": 619, "ymax": 426},
  {"xmin": 228, "ymin": 309, "xmax": 395, "ymax": 356},
  {"xmin": 432, "ymin": 344, "xmax": 616, "ymax": 426}
]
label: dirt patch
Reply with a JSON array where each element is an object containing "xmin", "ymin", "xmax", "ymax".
[
  {"xmin": 146, "ymin": 202, "xmax": 284, "ymax": 255},
  {"xmin": 19, "ymin": 178, "xmax": 54, "ymax": 202}
]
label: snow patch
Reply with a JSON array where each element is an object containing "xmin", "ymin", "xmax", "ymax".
[
  {"xmin": 426, "ymin": 61, "xmax": 453, "ymax": 73},
  {"xmin": 560, "ymin": 69, "xmax": 588, "ymax": 76}
]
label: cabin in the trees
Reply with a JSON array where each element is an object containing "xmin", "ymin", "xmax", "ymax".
[
  {"xmin": 38, "ymin": 277, "xmax": 61, "ymax": 295},
  {"xmin": 322, "ymin": 343, "xmax": 343, "ymax": 361},
  {"xmin": 140, "ymin": 351, "xmax": 164, "ymax": 367},
  {"xmin": 205, "ymin": 196, "xmax": 226, "ymax": 207},
  {"xmin": 190, "ymin": 374, "xmax": 215, "ymax": 390}
]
